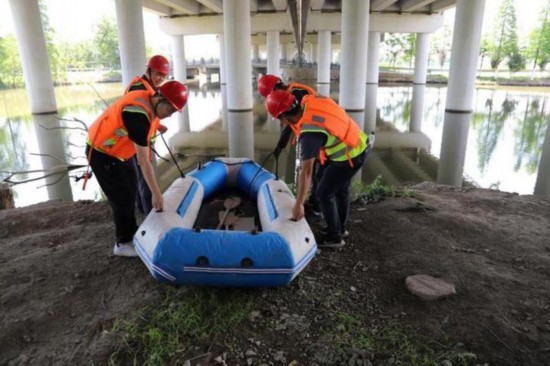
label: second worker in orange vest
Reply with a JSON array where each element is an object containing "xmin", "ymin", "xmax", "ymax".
[
  {"xmin": 86, "ymin": 80, "xmax": 188, "ymax": 257},
  {"xmin": 125, "ymin": 55, "xmax": 171, "ymax": 215}
]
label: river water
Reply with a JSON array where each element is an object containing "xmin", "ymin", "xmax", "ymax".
[{"xmin": 1, "ymin": 81, "xmax": 548, "ymax": 207}]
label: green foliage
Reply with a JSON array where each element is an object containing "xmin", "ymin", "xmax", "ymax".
[
  {"xmin": 431, "ymin": 24, "xmax": 452, "ymax": 69},
  {"xmin": 381, "ymin": 33, "xmax": 411, "ymax": 67},
  {"xmin": 328, "ymin": 314, "xmax": 477, "ymax": 365},
  {"xmin": 93, "ymin": 17, "xmax": 120, "ymax": 70},
  {"xmin": 0, "ymin": 36, "xmax": 24, "ymax": 89},
  {"xmin": 352, "ymin": 176, "xmax": 410, "ymax": 204},
  {"xmin": 507, "ymin": 51, "xmax": 526, "ymax": 72},
  {"xmin": 526, "ymin": 0, "xmax": 550, "ymax": 70},
  {"xmin": 487, "ymin": 0, "xmax": 520, "ymax": 70},
  {"xmin": 109, "ymin": 287, "xmax": 253, "ymax": 364}
]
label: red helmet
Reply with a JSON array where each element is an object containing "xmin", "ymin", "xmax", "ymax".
[
  {"xmin": 147, "ymin": 55, "xmax": 170, "ymax": 75},
  {"xmin": 159, "ymin": 81, "xmax": 188, "ymax": 111},
  {"xmin": 258, "ymin": 74, "xmax": 282, "ymax": 98},
  {"xmin": 265, "ymin": 90, "xmax": 296, "ymax": 118}
]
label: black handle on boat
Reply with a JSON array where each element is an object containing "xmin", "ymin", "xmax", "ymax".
[{"xmin": 160, "ymin": 133, "xmax": 185, "ymax": 178}]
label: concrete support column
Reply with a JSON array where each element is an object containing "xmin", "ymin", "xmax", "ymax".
[
  {"xmin": 252, "ymin": 44, "xmax": 260, "ymax": 62},
  {"xmin": 311, "ymin": 43, "xmax": 318, "ymax": 64},
  {"xmin": 365, "ymin": 31, "xmax": 380, "ymax": 133},
  {"xmin": 534, "ymin": 118, "xmax": 550, "ymax": 196},
  {"xmin": 114, "ymin": 0, "xmax": 146, "ymax": 86},
  {"xmin": 267, "ymin": 31, "xmax": 280, "ymax": 76},
  {"xmin": 223, "ymin": 1, "xmax": 254, "ymax": 159},
  {"xmin": 219, "ymin": 34, "xmax": 229, "ymax": 130},
  {"xmin": 339, "ymin": 0, "xmax": 370, "ymax": 130},
  {"xmin": 410, "ymin": 33, "xmax": 430, "ymax": 132},
  {"xmin": 317, "ymin": 31, "xmax": 332, "ymax": 95},
  {"xmin": 172, "ymin": 35, "xmax": 190, "ymax": 132},
  {"xmin": 437, "ymin": 0, "xmax": 486, "ymax": 187},
  {"xmin": 8, "ymin": 0, "xmax": 72, "ymax": 202},
  {"xmin": 281, "ymin": 43, "xmax": 288, "ymax": 62}
]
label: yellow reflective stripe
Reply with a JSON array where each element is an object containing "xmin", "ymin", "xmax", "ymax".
[
  {"xmin": 325, "ymin": 131, "xmax": 368, "ymax": 161},
  {"xmin": 123, "ymin": 105, "xmax": 149, "ymax": 115},
  {"xmin": 300, "ymin": 124, "xmax": 327, "ymax": 134}
]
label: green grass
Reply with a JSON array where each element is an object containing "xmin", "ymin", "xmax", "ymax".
[
  {"xmin": 109, "ymin": 287, "xmax": 253, "ymax": 365},
  {"xmin": 352, "ymin": 176, "xmax": 413, "ymax": 203},
  {"xmin": 329, "ymin": 313, "xmax": 477, "ymax": 365}
]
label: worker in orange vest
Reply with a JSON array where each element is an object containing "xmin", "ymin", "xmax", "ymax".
[
  {"xmin": 125, "ymin": 55, "xmax": 171, "ymax": 215},
  {"xmin": 265, "ymin": 90, "xmax": 371, "ymax": 249},
  {"xmin": 258, "ymin": 74, "xmax": 321, "ymax": 216},
  {"xmin": 86, "ymin": 81, "xmax": 188, "ymax": 257}
]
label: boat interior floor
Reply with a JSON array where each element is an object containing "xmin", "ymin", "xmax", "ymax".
[{"xmin": 194, "ymin": 188, "xmax": 261, "ymax": 232}]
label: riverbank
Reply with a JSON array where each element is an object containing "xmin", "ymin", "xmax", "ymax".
[{"xmin": 1, "ymin": 184, "xmax": 549, "ymax": 365}]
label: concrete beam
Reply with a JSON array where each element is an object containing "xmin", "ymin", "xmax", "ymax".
[
  {"xmin": 160, "ymin": 12, "xmax": 445, "ymax": 35},
  {"xmin": 308, "ymin": 12, "xmax": 444, "ymax": 33},
  {"xmin": 160, "ymin": 12, "xmax": 294, "ymax": 35},
  {"xmin": 431, "ymin": 0, "xmax": 456, "ymax": 13},
  {"xmin": 309, "ymin": 0, "xmax": 325, "ymax": 11},
  {"xmin": 271, "ymin": 0, "xmax": 288, "ymax": 11},
  {"xmin": 196, "ymin": 0, "xmax": 222, "ymax": 13},
  {"xmin": 156, "ymin": 0, "xmax": 200, "ymax": 15},
  {"xmin": 371, "ymin": 0, "xmax": 398, "ymax": 12},
  {"xmin": 402, "ymin": 0, "xmax": 437, "ymax": 12},
  {"xmin": 143, "ymin": 0, "xmax": 173, "ymax": 15}
]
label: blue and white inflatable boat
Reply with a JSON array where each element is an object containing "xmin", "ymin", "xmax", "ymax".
[{"xmin": 134, "ymin": 157, "xmax": 317, "ymax": 287}]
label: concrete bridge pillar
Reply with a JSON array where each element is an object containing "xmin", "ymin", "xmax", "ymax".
[
  {"xmin": 281, "ymin": 43, "xmax": 288, "ymax": 62},
  {"xmin": 365, "ymin": 31, "xmax": 380, "ymax": 134},
  {"xmin": 114, "ymin": 0, "xmax": 146, "ymax": 86},
  {"xmin": 339, "ymin": 0, "xmax": 370, "ymax": 130},
  {"xmin": 219, "ymin": 34, "xmax": 229, "ymax": 131},
  {"xmin": 8, "ymin": 0, "xmax": 73, "ymax": 202},
  {"xmin": 410, "ymin": 33, "xmax": 430, "ymax": 133},
  {"xmin": 317, "ymin": 30, "xmax": 332, "ymax": 96},
  {"xmin": 267, "ymin": 31, "xmax": 280, "ymax": 76},
  {"xmin": 223, "ymin": 0, "xmax": 254, "ymax": 158},
  {"xmin": 535, "ymin": 118, "xmax": 550, "ymax": 196},
  {"xmin": 437, "ymin": 0, "xmax": 486, "ymax": 187},
  {"xmin": 172, "ymin": 35, "xmax": 191, "ymax": 132},
  {"xmin": 252, "ymin": 44, "xmax": 260, "ymax": 62}
]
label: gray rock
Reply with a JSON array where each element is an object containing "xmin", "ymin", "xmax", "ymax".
[{"xmin": 405, "ymin": 274, "xmax": 456, "ymax": 301}]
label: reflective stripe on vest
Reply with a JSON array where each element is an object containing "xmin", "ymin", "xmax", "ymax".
[
  {"xmin": 87, "ymin": 90, "xmax": 156, "ymax": 161},
  {"xmin": 297, "ymin": 95, "xmax": 367, "ymax": 164}
]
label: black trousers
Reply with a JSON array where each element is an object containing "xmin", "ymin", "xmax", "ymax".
[
  {"xmin": 315, "ymin": 149, "xmax": 368, "ymax": 238},
  {"xmin": 131, "ymin": 156, "xmax": 153, "ymax": 214},
  {"xmin": 86, "ymin": 146, "xmax": 138, "ymax": 244}
]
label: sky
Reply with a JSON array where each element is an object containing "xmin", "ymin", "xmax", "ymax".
[{"xmin": 0, "ymin": 0, "xmax": 547, "ymax": 58}]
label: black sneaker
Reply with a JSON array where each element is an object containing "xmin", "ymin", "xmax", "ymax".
[
  {"xmin": 318, "ymin": 227, "xmax": 350, "ymax": 239},
  {"xmin": 316, "ymin": 234, "xmax": 345, "ymax": 249}
]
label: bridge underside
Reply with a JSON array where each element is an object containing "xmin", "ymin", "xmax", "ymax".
[{"xmin": 144, "ymin": 0, "xmax": 456, "ymax": 56}]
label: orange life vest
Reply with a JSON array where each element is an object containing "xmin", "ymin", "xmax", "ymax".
[
  {"xmin": 286, "ymin": 82, "xmax": 316, "ymax": 145},
  {"xmin": 87, "ymin": 90, "xmax": 158, "ymax": 162},
  {"xmin": 124, "ymin": 75, "xmax": 156, "ymax": 95},
  {"xmin": 292, "ymin": 94, "xmax": 367, "ymax": 165},
  {"xmin": 287, "ymin": 82, "xmax": 316, "ymax": 96}
]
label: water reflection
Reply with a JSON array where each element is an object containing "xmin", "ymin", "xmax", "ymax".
[{"xmin": 1, "ymin": 82, "xmax": 550, "ymax": 208}]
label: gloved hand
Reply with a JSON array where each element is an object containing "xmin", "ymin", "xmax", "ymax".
[{"xmin": 273, "ymin": 146, "xmax": 283, "ymax": 159}]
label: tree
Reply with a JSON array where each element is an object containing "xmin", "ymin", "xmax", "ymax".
[
  {"xmin": 381, "ymin": 33, "xmax": 409, "ymax": 67},
  {"xmin": 38, "ymin": 0, "xmax": 67, "ymax": 84},
  {"xmin": 431, "ymin": 24, "xmax": 452, "ymax": 69},
  {"xmin": 0, "ymin": 36, "xmax": 24, "ymax": 88},
  {"xmin": 487, "ymin": 0, "xmax": 520, "ymax": 70},
  {"xmin": 507, "ymin": 51, "xmax": 526, "ymax": 72},
  {"xmin": 93, "ymin": 17, "xmax": 120, "ymax": 70},
  {"xmin": 526, "ymin": 0, "xmax": 550, "ymax": 70}
]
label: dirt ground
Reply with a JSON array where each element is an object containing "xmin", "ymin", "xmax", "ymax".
[{"xmin": 1, "ymin": 183, "xmax": 549, "ymax": 365}]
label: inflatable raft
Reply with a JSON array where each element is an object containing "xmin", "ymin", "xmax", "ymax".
[{"xmin": 133, "ymin": 157, "xmax": 317, "ymax": 287}]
